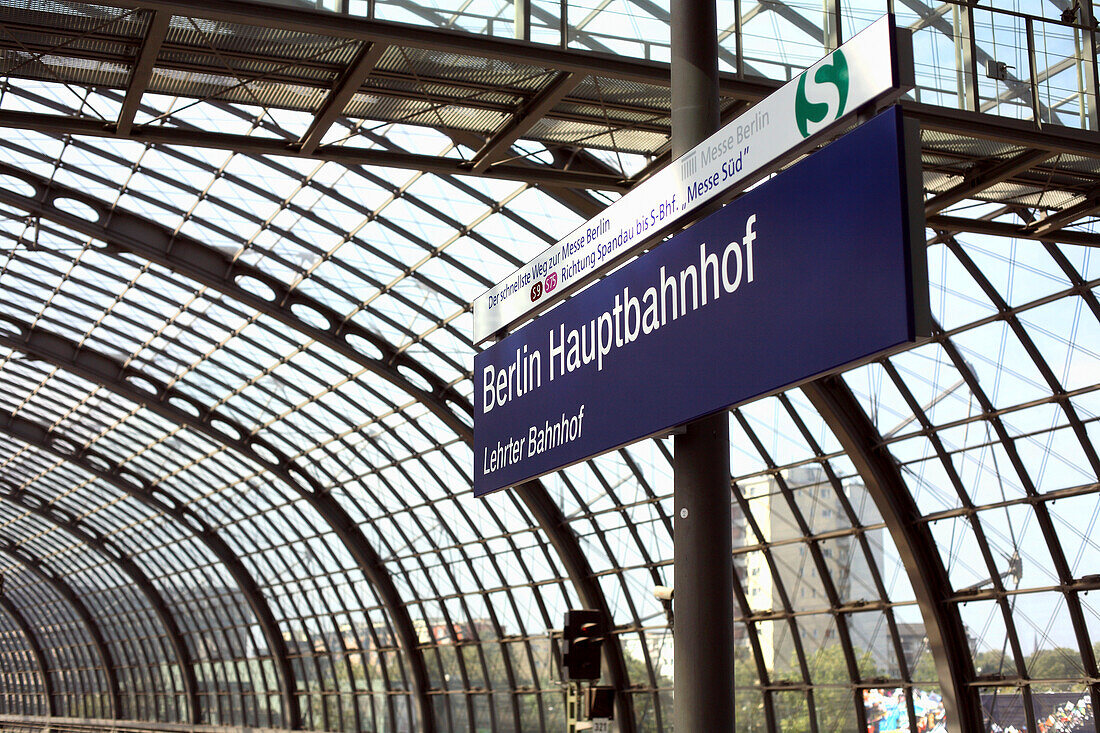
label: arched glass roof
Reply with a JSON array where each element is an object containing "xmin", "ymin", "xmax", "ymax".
[{"xmin": 0, "ymin": 0, "xmax": 1096, "ymax": 732}]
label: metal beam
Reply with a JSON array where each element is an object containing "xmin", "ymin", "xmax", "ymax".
[
  {"xmin": 778, "ymin": 392, "xmax": 921, "ymax": 732},
  {"xmin": 0, "ymin": 594, "xmax": 55, "ymax": 717},
  {"xmin": 446, "ymin": 130, "xmax": 615, "ymax": 219},
  {"xmin": 905, "ymin": 101, "xmax": 1100, "ymax": 160},
  {"xmin": 734, "ymin": 403, "xmax": 868, "ymax": 732},
  {"xmin": 755, "ymin": 0, "xmax": 826, "ymax": 44},
  {"xmin": 939, "ymin": 232, "xmax": 1100, "ymax": 725},
  {"xmin": 926, "ymin": 214, "xmax": 1100, "ymax": 246},
  {"xmin": 514, "ymin": 0, "xmax": 531, "ymax": 41},
  {"xmin": 1026, "ymin": 183, "xmax": 1100, "ymax": 237},
  {"xmin": 0, "ymin": 109, "xmax": 629, "ymax": 191},
  {"xmin": 467, "ymin": 71, "xmax": 582, "ymax": 173},
  {"xmin": 116, "ymin": 10, "xmax": 170, "ymax": 136},
  {"xmin": 0, "ymin": 544, "xmax": 122, "ymax": 720},
  {"xmin": 924, "ymin": 148, "xmax": 1054, "ymax": 215},
  {"xmin": 57, "ymin": 0, "xmax": 777, "ymax": 100},
  {"xmin": 802, "ymin": 376, "xmax": 983, "ymax": 733},
  {"xmin": 0, "ymin": 26, "xmax": 672, "ymax": 135},
  {"xmin": 3, "ymin": 1, "xmax": 1098, "ymax": 187},
  {"xmin": 1, "ymin": 101, "xmax": 1096, "ymax": 202},
  {"xmin": 0, "ymin": 21, "xmax": 673, "ymax": 135},
  {"xmin": 296, "ymin": 42, "xmax": 387, "ymax": 155},
  {"xmin": 0, "ymin": 487, "xmax": 199, "ymax": 724},
  {"xmin": 0, "ymin": 412, "xmax": 294, "ymax": 731},
  {"xmin": 0, "ymin": 320, "xmax": 441, "ymax": 732}
]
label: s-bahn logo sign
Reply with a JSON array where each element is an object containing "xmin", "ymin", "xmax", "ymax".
[{"xmin": 796, "ymin": 49, "xmax": 850, "ymax": 138}]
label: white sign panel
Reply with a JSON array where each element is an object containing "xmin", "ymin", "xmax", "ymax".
[{"xmin": 472, "ymin": 14, "xmax": 908, "ymax": 344}]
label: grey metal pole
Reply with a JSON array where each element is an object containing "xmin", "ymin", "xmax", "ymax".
[
  {"xmin": 515, "ymin": 0, "xmax": 531, "ymax": 42},
  {"xmin": 671, "ymin": 0, "xmax": 735, "ymax": 728}
]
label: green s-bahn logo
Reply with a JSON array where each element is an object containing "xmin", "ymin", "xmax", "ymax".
[{"xmin": 794, "ymin": 49, "xmax": 850, "ymax": 138}]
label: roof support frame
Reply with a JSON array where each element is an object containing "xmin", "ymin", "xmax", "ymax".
[
  {"xmin": 925, "ymin": 214, "xmax": 1100, "ymax": 247},
  {"xmin": 0, "ymin": 319, "xmax": 439, "ymax": 733},
  {"xmin": 467, "ymin": 71, "xmax": 582, "ymax": 173},
  {"xmin": 0, "ymin": 22, "xmax": 669, "ymax": 135},
  {"xmin": 0, "ymin": 159, "xmax": 473, "ymax": 439},
  {"xmin": 0, "ymin": 544, "xmax": 122, "ymax": 720},
  {"xmin": 938, "ymin": 232, "xmax": 1100, "ymax": 723},
  {"xmin": 116, "ymin": 10, "xmax": 170, "ymax": 136},
  {"xmin": 1026, "ymin": 183, "xmax": 1100, "ymax": 236},
  {"xmin": 1041, "ymin": 235, "xmax": 1100, "ymax": 715},
  {"xmin": 802, "ymin": 377, "xmax": 985, "ymax": 733},
  {"xmin": 928, "ymin": 335, "xmax": 1054, "ymax": 733},
  {"xmin": 515, "ymin": 483, "xmax": 638, "ymax": 733},
  {"xmin": 923, "ymin": 148, "xmax": 1055, "ymax": 215},
  {"xmin": 724, "ymin": 428, "xmax": 822, "ymax": 733},
  {"xmin": 0, "ymin": 487, "xmax": 199, "ymax": 725},
  {"xmin": 2, "ymin": 2, "xmax": 1100, "ymax": 726},
  {"xmin": 753, "ymin": 0, "xmax": 826, "ymax": 44},
  {"xmin": 0, "ymin": 109, "xmax": 629, "ymax": 190},
  {"xmin": 2, "ymin": 0, "xmax": 1099, "ymax": 212},
  {"xmin": 0, "ymin": 27, "xmax": 678, "ymax": 137},
  {"xmin": 551, "ymin": 451, "xmax": 672, "ymax": 727},
  {"xmin": 296, "ymin": 41, "xmax": 387, "ymax": 154},
  {"xmin": 906, "ymin": 103, "xmax": 1100, "ymax": 162},
  {"xmin": 732, "ymin": 405, "xmax": 870, "ymax": 733},
  {"xmin": 875, "ymin": 348, "xmax": 1041, "ymax": 729},
  {"xmin": 0, "ymin": 413, "xmax": 306, "ymax": 732},
  {"xmin": 0, "ymin": 104, "xmax": 1097, "ymax": 234},
  {"xmin": 777, "ymin": 392, "xmax": 922, "ymax": 733},
  {"xmin": 0, "ymin": 109, "xmax": 480, "ymax": 384},
  {"xmin": 727, "ymin": 546, "xmax": 779, "ymax": 731},
  {"xmin": 52, "ymin": 0, "xmax": 774, "ymax": 97},
  {"xmin": 0, "ymin": 158, "xmax": 640, "ymax": 733},
  {"xmin": 0, "ymin": 593, "xmax": 56, "ymax": 717},
  {"xmin": 317, "ymin": 423, "xmax": 526, "ymax": 732}
]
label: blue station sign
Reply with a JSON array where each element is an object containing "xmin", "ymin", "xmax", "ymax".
[{"xmin": 473, "ymin": 107, "xmax": 928, "ymax": 497}]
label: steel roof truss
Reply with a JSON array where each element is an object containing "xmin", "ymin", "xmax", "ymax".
[
  {"xmin": 0, "ymin": 487, "xmax": 199, "ymax": 725},
  {"xmin": 0, "ymin": 157, "xmax": 641, "ymax": 733},
  {"xmin": 0, "ymin": 318, "xmax": 449, "ymax": 733},
  {"xmin": 0, "ymin": 412, "xmax": 311, "ymax": 732},
  {"xmin": 468, "ymin": 71, "xmax": 582, "ymax": 174},
  {"xmin": 802, "ymin": 377, "xmax": 985, "ymax": 732},
  {"xmin": 0, "ymin": 545, "xmax": 122, "ymax": 721},
  {"xmin": 923, "ymin": 149, "xmax": 1056, "ymax": 216},
  {"xmin": 116, "ymin": 10, "xmax": 170, "ymax": 137},
  {"xmin": 0, "ymin": 593, "xmax": 55, "ymax": 717},
  {"xmin": 297, "ymin": 42, "xmax": 387, "ymax": 155},
  {"xmin": 925, "ymin": 215, "xmax": 1100, "ymax": 246}
]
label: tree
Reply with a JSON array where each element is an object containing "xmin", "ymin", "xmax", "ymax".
[
  {"xmin": 769, "ymin": 644, "xmax": 878, "ymax": 733},
  {"xmin": 620, "ymin": 644, "xmax": 672, "ymax": 733},
  {"xmin": 1027, "ymin": 647, "xmax": 1084, "ymax": 691}
]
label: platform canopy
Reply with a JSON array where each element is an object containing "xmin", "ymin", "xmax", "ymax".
[{"xmin": 0, "ymin": 1, "xmax": 1096, "ymax": 732}]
